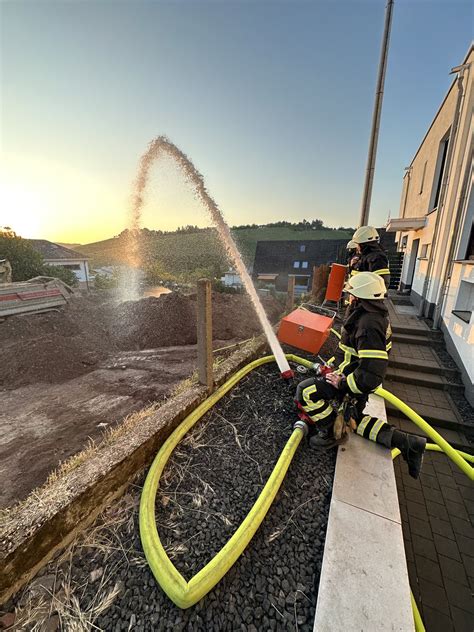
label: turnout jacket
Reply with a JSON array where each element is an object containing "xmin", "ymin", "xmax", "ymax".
[
  {"xmin": 350, "ymin": 242, "xmax": 390, "ymax": 289},
  {"xmin": 333, "ymin": 299, "xmax": 392, "ymax": 395}
]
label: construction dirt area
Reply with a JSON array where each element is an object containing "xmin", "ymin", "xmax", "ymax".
[
  {"xmin": 0, "ymin": 290, "xmax": 283, "ymax": 509},
  {"xmin": 5, "ymin": 362, "xmax": 335, "ymax": 632}
]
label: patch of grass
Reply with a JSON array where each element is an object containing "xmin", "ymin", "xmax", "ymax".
[{"xmin": 10, "ymin": 494, "xmax": 140, "ymax": 631}]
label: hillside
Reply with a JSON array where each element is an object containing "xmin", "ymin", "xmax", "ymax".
[{"xmin": 76, "ymin": 225, "xmax": 352, "ymax": 278}]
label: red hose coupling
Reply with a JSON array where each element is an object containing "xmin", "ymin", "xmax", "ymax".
[{"xmin": 281, "ymin": 369, "xmax": 295, "ymax": 380}]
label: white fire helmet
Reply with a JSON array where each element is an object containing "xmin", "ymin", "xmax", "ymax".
[
  {"xmin": 350, "ymin": 226, "xmax": 380, "ymax": 245},
  {"xmin": 344, "ymin": 272, "xmax": 386, "ymax": 300}
]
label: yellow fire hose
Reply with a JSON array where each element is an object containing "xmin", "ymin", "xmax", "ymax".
[
  {"xmin": 140, "ymin": 354, "xmax": 307, "ymax": 608},
  {"xmin": 140, "ymin": 350, "xmax": 473, "ymax": 626},
  {"xmin": 379, "ymin": 387, "xmax": 474, "ymax": 481}
]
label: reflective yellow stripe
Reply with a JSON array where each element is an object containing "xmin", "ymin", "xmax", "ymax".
[
  {"xmin": 374, "ymin": 268, "xmax": 390, "ymax": 276},
  {"xmin": 302, "ymin": 385, "xmax": 326, "ymax": 411},
  {"xmin": 305, "ymin": 398, "xmax": 326, "ymax": 412},
  {"xmin": 347, "ymin": 372, "xmax": 363, "ymax": 394},
  {"xmin": 339, "ymin": 350, "xmax": 352, "ymax": 372},
  {"xmin": 358, "ymin": 349, "xmax": 389, "ymax": 360},
  {"xmin": 356, "ymin": 415, "xmax": 372, "ymax": 436},
  {"xmin": 350, "ymin": 269, "xmax": 360, "ymax": 276},
  {"xmin": 386, "ymin": 341, "xmax": 392, "ymax": 351},
  {"xmin": 310, "ymin": 404, "xmax": 333, "ymax": 421},
  {"xmin": 369, "ymin": 418, "xmax": 386, "ymax": 442},
  {"xmin": 338, "ymin": 342, "xmax": 358, "ymax": 373},
  {"xmin": 338, "ymin": 343, "xmax": 358, "ymax": 357}
]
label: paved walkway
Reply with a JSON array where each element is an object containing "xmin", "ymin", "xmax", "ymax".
[
  {"xmin": 387, "ymin": 300, "xmax": 474, "ymax": 631},
  {"xmin": 387, "ymin": 299, "xmax": 430, "ymax": 330},
  {"xmin": 395, "ymin": 452, "xmax": 474, "ymax": 632}
]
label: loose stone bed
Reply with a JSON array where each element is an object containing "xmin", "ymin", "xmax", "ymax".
[{"xmin": 8, "ymin": 362, "xmax": 335, "ymax": 631}]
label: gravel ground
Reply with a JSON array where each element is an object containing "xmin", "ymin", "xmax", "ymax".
[
  {"xmin": 8, "ymin": 360, "xmax": 335, "ymax": 631},
  {"xmin": 95, "ymin": 364, "xmax": 335, "ymax": 631}
]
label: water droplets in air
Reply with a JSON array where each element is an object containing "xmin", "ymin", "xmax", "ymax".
[{"xmin": 130, "ymin": 136, "xmax": 291, "ymax": 375}]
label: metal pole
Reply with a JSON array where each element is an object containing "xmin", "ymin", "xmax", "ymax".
[{"xmin": 359, "ymin": 0, "xmax": 395, "ymax": 227}]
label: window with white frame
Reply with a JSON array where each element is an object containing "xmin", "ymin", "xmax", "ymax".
[
  {"xmin": 293, "ymin": 261, "xmax": 300, "ymax": 269},
  {"xmin": 299, "ymin": 244, "xmax": 306, "ymax": 253},
  {"xmin": 301, "ymin": 261, "xmax": 309, "ymax": 269},
  {"xmin": 452, "ymin": 280, "xmax": 473, "ymax": 324}
]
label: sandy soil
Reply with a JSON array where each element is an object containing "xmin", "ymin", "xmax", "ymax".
[
  {"xmin": 0, "ymin": 290, "xmax": 283, "ymax": 508},
  {"xmin": 0, "ymin": 345, "xmax": 202, "ymax": 509}
]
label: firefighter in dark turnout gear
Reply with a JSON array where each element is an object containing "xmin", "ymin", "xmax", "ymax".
[
  {"xmin": 295, "ymin": 272, "xmax": 426, "ymax": 479},
  {"xmin": 347, "ymin": 226, "xmax": 391, "ymax": 290}
]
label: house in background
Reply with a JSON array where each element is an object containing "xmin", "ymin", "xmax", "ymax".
[
  {"xmin": 28, "ymin": 239, "xmax": 90, "ymax": 288},
  {"xmin": 387, "ymin": 44, "xmax": 473, "ymax": 404},
  {"xmin": 253, "ymin": 232, "xmax": 398, "ymax": 295},
  {"xmin": 221, "ymin": 269, "xmax": 243, "ymax": 288},
  {"xmin": 252, "ymin": 239, "xmax": 348, "ymax": 294}
]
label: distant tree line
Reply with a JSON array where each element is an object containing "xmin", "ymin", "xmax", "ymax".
[
  {"xmin": 0, "ymin": 228, "xmax": 78, "ymax": 286},
  {"xmin": 115, "ymin": 219, "xmax": 355, "ymax": 238}
]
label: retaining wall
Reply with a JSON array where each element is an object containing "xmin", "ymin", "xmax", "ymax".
[{"xmin": 314, "ymin": 394, "xmax": 414, "ymax": 631}]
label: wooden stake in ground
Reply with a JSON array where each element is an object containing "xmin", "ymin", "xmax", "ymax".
[
  {"xmin": 286, "ymin": 276, "xmax": 295, "ymax": 312},
  {"xmin": 197, "ymin": 278, "xmax": 214, "ymax": 393},
  {"xmin": 311, "ymin": 264, "xmax": 330, "ymax": 304}
]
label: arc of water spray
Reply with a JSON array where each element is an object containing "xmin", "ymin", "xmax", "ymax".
[{"xmin": 132, "ymin": 136, "xmax": 292, "ymax": 377}]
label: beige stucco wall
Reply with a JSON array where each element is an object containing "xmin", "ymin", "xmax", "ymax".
[
  {"xmin": 394, "ymin": 46, "xmax": 473, "ymax": 398},
  {"xmin": 398, "ymin": 85, "xmax": 458, "ymax": 220},
  {"xmin": 442, "ymin": 262, "xmax": 474, "ymax": 403},
  {"xmin": 397, "ymin": 47, "xmax": 474, "ymax": 308}
]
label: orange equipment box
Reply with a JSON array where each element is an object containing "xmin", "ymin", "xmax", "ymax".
[
  {"xmin": 325, "ymin": 263, "xmax": 348, "ymax": 302},
  {"xmin": 277, "ymin": 305, "xmax": 335, "ymax": 354}
]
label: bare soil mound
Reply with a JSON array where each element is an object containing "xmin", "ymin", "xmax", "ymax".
[
  {"xmin": 111, "ymin": 293, "xmax": 197, "ymax": 350},
  {"xmin": 0, "ymin": 291, "xmax": 283, "ymax": 388},
  {"xmin": 111, "ymin": 292, "xmax": 282, "ymax": 351},
  {"xmin": 0, "ymin": 295, "xmax": 116, "ymax": 388}
]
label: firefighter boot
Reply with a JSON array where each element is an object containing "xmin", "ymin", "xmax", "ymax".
[
  {"xmin": 309, "ymin": 423, "xmax": 346, "ymax": 450},
  {"xmin": 391, "ymin": 430, "xmax": 427, "ymax": 479}
]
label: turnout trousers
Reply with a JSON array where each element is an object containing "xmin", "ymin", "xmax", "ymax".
[{"xmin": 295, "ymin": 377, "xmax": 393, "ymax": 447}]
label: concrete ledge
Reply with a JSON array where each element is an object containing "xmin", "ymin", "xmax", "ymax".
[
  {"xmin": 0, "ymin": 336, "xmax": 268, "ymax": 605},
  {"xmin": 314, "ymin": 394, "xmax": 414, "ymax": 631}
]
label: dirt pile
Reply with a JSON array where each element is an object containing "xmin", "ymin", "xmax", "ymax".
[
  {"xmin": 111, "ymin": 293, "xmax": 197, "ymax": 350},
  {"xmin": 0, "ymin": 291, "xmax": 283, "ymax": 388},
  {"xmin": 0, "ymin": 295, "xmax": 116, "ymax": 388},
  {"xmin": 110, "ymin": 291, "xmax": 282, "ymax": 351}
]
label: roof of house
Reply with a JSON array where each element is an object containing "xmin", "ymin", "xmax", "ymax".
[
  {"xmin": 253, "ymin": 239, "xmax": 348, "ymax": 272},
  {"xmin": 28, "ymin": 240, "xmax": 89, "ymax": 261}
]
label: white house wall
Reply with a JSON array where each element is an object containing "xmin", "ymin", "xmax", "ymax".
[
  {"xmin": 428, "ymin": 68, "xmax": 474, "ymax": 310},
  {"xmin": 394, "ymin": 46, "xmax": 474, "ymax": 404},
  {"xmin": 397, "ymin": 48, "xmax": 474, "ymax": 315},
  {"xmin": 47, "ymin": 260, "xmax": 89, "ymax": 284},
  {"xmin": 441, "ymin": 262, "xmax": 474, "ymax": 404}
]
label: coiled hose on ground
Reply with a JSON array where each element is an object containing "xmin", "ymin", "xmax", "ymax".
[{"xmin": 139, "ymin": 351, "xmax": 473, "ymax": 627}]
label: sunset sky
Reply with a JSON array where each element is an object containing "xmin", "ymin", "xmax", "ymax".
[{"xmin": 1, "ymin": 0, "xmax": 472, "ymax": 244}]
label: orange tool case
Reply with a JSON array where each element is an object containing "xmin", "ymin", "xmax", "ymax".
[
  {"xmin": 277, "ymin": 304, "xmax": 336, "ymax": 355},
  {"xmin": 325, "ymin": 263, "xmax": 348, "ymax": 302}
]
